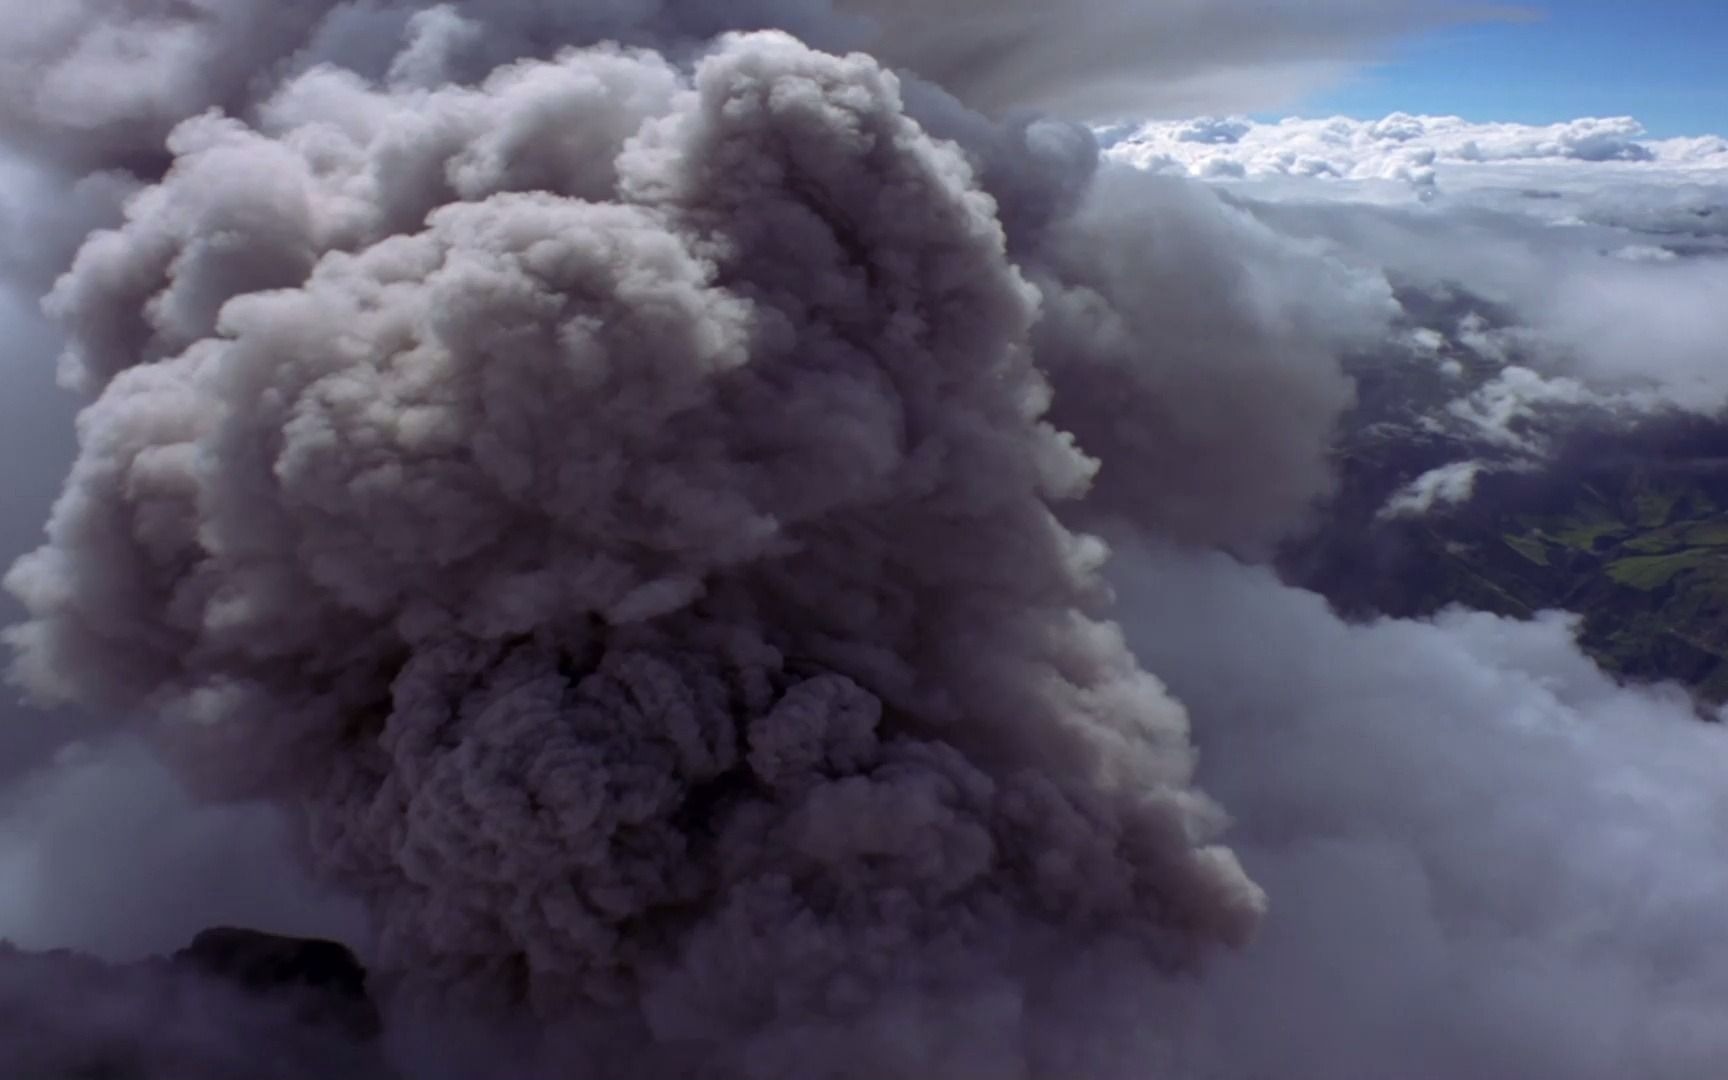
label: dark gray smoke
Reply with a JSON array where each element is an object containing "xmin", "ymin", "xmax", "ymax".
[
  {"xmin": 1029, "ymin": 167, "xmax": 1390, "ymax": 552},
  {"xmin": 0, "ymin": 5, "xmax": 1428, "ymax": 1069},
  {"xmin": 834, "ymin": 0, "xmax": 1475, "ymax": 118},
  {"xmin": 0, "ymin": 0, "xmax": 1462, "ymax": 174}
]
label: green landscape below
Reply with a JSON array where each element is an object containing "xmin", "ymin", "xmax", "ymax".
[{"xmin": 1292, "ymin": 451, "xmax": 1728, "ymax": 709}]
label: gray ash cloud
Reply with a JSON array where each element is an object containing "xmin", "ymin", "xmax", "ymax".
[
  {"xmin": 24, "ymin": 4, "xmax": 1699, "ymax": 1079},
  {"xmin": 0, "ymin": 4, "xmax": 1413, "ymax": 1072}
]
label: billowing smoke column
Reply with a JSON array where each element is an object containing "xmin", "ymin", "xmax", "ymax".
[{"xmin": 0, "ymin": 7, "xmax": 1318, "ymax": 1073}]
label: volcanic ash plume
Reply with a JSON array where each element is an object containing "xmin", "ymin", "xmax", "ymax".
[{"xmin": 6, "ymin": 30, "xmax": 1261, "ymax": 1073}]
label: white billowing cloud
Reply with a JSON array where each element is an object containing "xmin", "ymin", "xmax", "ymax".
[
  {"xmin": 1443, "ymin": 364, "xmax": 1657, "ymax": 454},
  {"xmin": 1114, "ymin": 130, "xmax": 1728, "ymax": 432},
  {"xmin": 1107, "ymin": 112, "xmax": 1728, "ymax": 190},
  {"xmin": 1379, "ymin": 459, "xmax": 1488, "ymax": 518},
  {"xmin": 1407, "ymin": 231, "xmax": 1728, "ymax": 417},
  {"xmin": 1113, "ymin": 544, "xmax": 1728, "ymax": 1080},
  {"xmin": 1529, "ymin": 254, "xmax": 1728, "ymax": 402}
]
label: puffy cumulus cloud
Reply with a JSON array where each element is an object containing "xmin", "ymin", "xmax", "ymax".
[
  {"xmin": 1570, "ymin": 179, "xmax": 1728, "ymax": 242},
  {"xmin": 1113, "ymin": 544, "xmax": 1728, "ymax": 1080},
  {"xmin": 1379, "ymin": 458, "xmax": 1488, "ymax": 518},
  {"xmin": 1108, "ymin": 112, "xmax": 1728, "ymax": 189},
  {"xmin": 1186, "ymin": 180, "xmax": 1728, "ymax": 451},
  {"xmin": 1440, "ymin": 363, "xmax": 1657, "ymax": 455},
  {"xmin": 6, "ymin": 30, "xmax": 1284, "ymax": 1076},
  {"xmin": 1525, "ymin": 254, "xmax": 1728, "ymax": 404},
  {"xmin": 1172, "ymin": 117, "xmax": 1252, "ymax": 145}
]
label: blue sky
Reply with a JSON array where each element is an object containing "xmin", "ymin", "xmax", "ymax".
[{"xmin": 1294, "ymin": 1, "xmax": 1728, "ymax": 137}]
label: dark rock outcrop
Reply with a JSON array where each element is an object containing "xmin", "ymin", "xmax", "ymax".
[{"xmin": 174, "ymin": 927, "xmax": 382, "ymax": 1043}]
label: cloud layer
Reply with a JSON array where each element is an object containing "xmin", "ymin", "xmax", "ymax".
[
  {"xmin": 1108, "ymin": 111, "xmax": 1728, "ymax": 189},
  {"xmin": 1114, "ymin": 544, "xmax": 1728, "ymax": 1079},
  {"xmin": 1101, "ymin": 111, "xmax": 1728, "ymax": 498}
]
